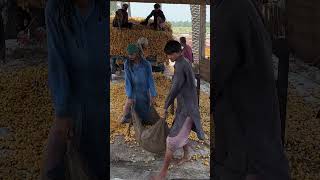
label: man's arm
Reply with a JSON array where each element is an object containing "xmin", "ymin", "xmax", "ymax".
[
  {"xmin": 46, "ymin": 4, "xmax": 71, "ymax": 118},
  {"xmin": 145, "ymin": 10, "xmax": 154, "ymax": 22},
  {"xmin": 124, "ymin": 61, "xmax": 134, "ymax": 99},
  {"xmin": 164, "ymin": 63, "xmax": 185, "ymax": 110},
  {"xmin": 147, "ymin": 61, "xmax": 157, "ymax": 97}
]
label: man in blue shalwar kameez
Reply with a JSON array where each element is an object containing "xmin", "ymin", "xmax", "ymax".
[
  {"xmin": 119, "ymin": 44, "xmax": 157, "ymax": 125},
  {"xmin": 41, "ymin": 0, "xmax": 109, "ymax": 179}
]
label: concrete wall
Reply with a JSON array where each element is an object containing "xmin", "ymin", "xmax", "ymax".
[{"xmin": 287, "ymin": 0, "xmax": 320, "ymax": 62}]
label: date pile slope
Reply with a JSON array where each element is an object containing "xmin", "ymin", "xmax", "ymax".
[{"xmin": 110, "ymin": 17, "xmax": 174, "ymax": 63}]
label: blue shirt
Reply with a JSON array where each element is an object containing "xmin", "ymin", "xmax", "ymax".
[
  {"xmin": 46, "ymin": 0, "xmax": 109, "ymax": 118},
  {"xmin": 124, "ymin": 59, "xmax": 157, "ymax": 122},
  {"xmin": 124, "ymin": 59, "xmax": 157, "ymax": 99}
]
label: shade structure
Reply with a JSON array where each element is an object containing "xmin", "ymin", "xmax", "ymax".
[
  {"xmin": 17, "ymin": 0, "xmax": 46, "ymax": 9},
  {"xmin": 112, "ymin": 0, "xmax": 210, "ymax": 5}
]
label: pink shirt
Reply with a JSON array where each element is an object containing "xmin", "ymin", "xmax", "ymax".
[{"xmin": 182, "ymin": 44, "xmax": 193, "ymax": 63}]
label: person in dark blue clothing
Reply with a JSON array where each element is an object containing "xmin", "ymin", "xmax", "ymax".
[
  {"xmin": 119, "ymin": 44, "xmax": 157, "ymax": 124},
  {"xmin": 141, "ymin": 3, "xmax": 166, "ymax": 31},
  {"xmin": 212, "ymin": 0, "xmax": 289, "ymax": 180},
  {"xmin": 41, "ymin": 0, "xmax": 109, "ymax": 179}
]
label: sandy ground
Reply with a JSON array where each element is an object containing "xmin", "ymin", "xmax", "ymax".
[
  {"xmin": 110, "ymin": 136, "xmax": 210, "ymax": 180},
  {"xmin": 273, "ymin": 55, "xmax": 320, "ymax": 109},
  {"xmin": 0, "ymin": 40, "xmax": 319, "ymax": 179},
  {"xmin": 110, "ymin": 69, "xmax": 211, "ymax": 180}
]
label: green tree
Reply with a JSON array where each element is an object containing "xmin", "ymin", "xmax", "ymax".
[{"xmin": 110, "ymin": 1, "xmax": 118, "ymax": 16}]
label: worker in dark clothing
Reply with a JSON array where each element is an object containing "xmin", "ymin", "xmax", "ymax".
[
  {"xmin": 212, "ymin": 0, "xmax": 290, "ymax": 180},
  {"xmin": 113, "ymin": 3, "xmax": 132, "ymax": 29},
  {"xmin": 141, "ymin": 3, "xmax": 166, "ymax": 31},
  {"xmin": 41, "ymin": 0, "xmax": 109, "ymax": 179}
]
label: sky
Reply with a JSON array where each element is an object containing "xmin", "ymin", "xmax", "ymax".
[{"xmin": 126, "ymin": 3, "xmax": 210, "ymax": 22}]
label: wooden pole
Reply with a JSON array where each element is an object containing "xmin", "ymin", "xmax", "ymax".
[
  {"xmin": 199, "ymin": 4, "xmax": 206, "ymax": 60},
  {"xmin": 271, "ymin": 0, "xmax": 289, "ymax": 146},
  {"xmin": 190, "ymin": 5, "xmax": 200, "ymax": 62},
  {"xmin": 197, "ymin": 4, "xmax": 206, "ymax": 106}
]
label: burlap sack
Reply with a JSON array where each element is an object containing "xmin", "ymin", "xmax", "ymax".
[{"xmin": 131, "ymin": 106, "xmax": 169, "ymax": 153}]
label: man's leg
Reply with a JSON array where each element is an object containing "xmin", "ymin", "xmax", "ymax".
[
  {"xmin": 41, "ymin": 118, "xmax": 71, "ymax": 180},
  {"xmin": 151, "ymin": 147, "xmax": 174, "ymax": 180},
  {"xmin": 152, "ymin": 117, "xmax": 193, "ymax": 179},
  {"xmin": 84, "ymin": 105, "xmax": 108, "ymax": 179},
  {"xmin": 175, "ymin": 144, "xmax": 191, "ymax": 165}
]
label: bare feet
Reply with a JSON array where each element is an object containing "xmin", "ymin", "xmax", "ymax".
[
  {"xmin": 174, "ymin": 144, "xmax": 191, "ymax": 166},
  {"xmin": 176, "ymin": 156, "xmax": 191, "ymax": 166},
  {"xmin": 150, "ymin": 172, "xmax": 167, "ymax": 180},
  {"xmin": 118, "ymin": 113, "xmax": 131, "ymax": 124}
]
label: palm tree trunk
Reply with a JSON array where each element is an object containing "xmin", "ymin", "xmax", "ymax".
[{"xmin": 190, "ymin": 5, "xmax": 200, "ymax": 62}]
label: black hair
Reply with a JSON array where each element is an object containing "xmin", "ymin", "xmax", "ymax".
[
  {"xmin": 180, "ymin": 37, "xmax": 186, "ymax": 44},
  {"xmin": 154, "ymin": 3, "xmax": 161, "ymax": 9},
  {"xmin": 59, "ymin": 0, "xmax": 106, "ymax": 34},
  {"xmin": 123, "ymin": 3, "xmax": 129, "ymax": 8},
  {"xmin": 164, "ymin": 40, "xmax": 182, "ymax": 55}
]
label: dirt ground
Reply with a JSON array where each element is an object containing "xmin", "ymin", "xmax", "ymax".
[
  {"xmin": 0, "ymin": 40, "xmax": 319, "ymax": 179},
  {"xmin": 110, "ymin": 71, "xmax": 211, "ymax": 180},
  {"xmin": 110, "ymin": 136, "xmax": 210, "ymax": 180}
]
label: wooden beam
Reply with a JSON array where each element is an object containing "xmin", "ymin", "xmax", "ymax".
[
  {"xmin": 112, "ymin": 0, "xmax": 209, "ymax": 5},
  {"xmin": 199, "ymin": 4, "xmax": 206, "ymax": 60}
]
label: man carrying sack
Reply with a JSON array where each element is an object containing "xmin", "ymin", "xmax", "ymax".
[{"xmin": 151, "ymin": 40, "xmax": 205, "ymax": 180}]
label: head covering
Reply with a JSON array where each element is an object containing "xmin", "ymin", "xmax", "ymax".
[
  {"xmin": 127, "ymin": 44, "xmax": 139, "ymax": 55},
  {"xmin": 136, "ymin": 37, "xmax": 148, "ymax": 59}
]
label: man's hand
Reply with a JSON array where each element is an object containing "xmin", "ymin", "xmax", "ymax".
[
  {"xmin": 54, "ymin": 117, "xmax": 73, "ymax": 140},
  {"xmin": 127, "ymin": 98, "xmax": 134, "ymax": 105},
  {"xmin": 160, "ymin": 108, "xmax": 168, "ymax": 119},
  {"xmin": 150, "ymin": 96, "xmax": 156, "ymax": 106}
]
